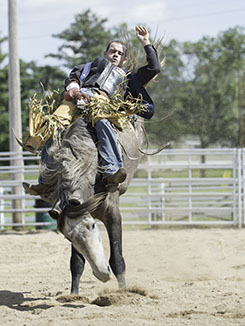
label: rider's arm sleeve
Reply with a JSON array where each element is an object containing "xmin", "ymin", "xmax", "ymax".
[{"xmin": 135, "ymin": 45, "xmax": 161, "ymax": 86}]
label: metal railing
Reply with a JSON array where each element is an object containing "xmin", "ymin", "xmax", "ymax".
[
  {"xmin": 0, "ymin": 148, "xmax": 245, "ymax": 228},
  {"xmin": 121, "ymin": 148, "xmax": 244, "ymax": 227}
]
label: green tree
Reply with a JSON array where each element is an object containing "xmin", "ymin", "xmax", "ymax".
[
  {"xmin": 147, "ymin": 26, "xmax": 245, "ymax": 149},
  {"xmin": 218, "ymin": 26, "xmax": 245, "ymax": 147},
  {"xmin": 145, "ymin": 39, "xmax": 186, "ymax": 147},
  {"xmin": 179, "ymin": 27, "xmax": 245, "ymax": 148},
  {"xmin": 47, "ymin": 9, "xmax": 114, "ymax": 68},
  {"xmin": 0, "ymin": 36, "xmax": 9, "ymax": 151}
]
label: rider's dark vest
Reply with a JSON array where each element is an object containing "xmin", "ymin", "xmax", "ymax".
[{"xmin": 81, "ymin": 57, "xmax": 126, "ymax": 96}]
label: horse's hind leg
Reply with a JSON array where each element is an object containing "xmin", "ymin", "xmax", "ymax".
[{"xmin": 70, "ymin": 245, "xmax": 85, "ymax": 295}]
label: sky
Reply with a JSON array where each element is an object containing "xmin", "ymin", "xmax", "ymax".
[{"xmin": 0, "ymin": 0, "xmax": 245, "ymax": 67}]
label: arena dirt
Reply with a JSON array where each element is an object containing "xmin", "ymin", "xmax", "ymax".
[{"xmin": 1, "ymin": 227, "xmax": 245, "ymax": 325}]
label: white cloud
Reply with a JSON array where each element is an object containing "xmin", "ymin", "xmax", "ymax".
[
  {"xmin": 21, "ymin": 0, "xmax": 96, "ymax": 8},
  {"xmin": 128, "ymin": 1, "xmax": 167, "ymax": 23},
  {"xmin": 1, "ymin": 0, "xmax": 243, "ymax": 65},
  {"xmin": 93, "ymin": 0, "xmax": 168, "ymax": 35}
]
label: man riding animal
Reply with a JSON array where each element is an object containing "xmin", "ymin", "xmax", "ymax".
[
  {"xmin": 23, "ymin": 25, "xmax": 161, "ymax": 195},
  {"xmin": 21, "ymin": 25, "xmax": 162, "ymax": 295}
]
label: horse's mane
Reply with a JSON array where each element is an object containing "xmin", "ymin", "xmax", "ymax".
[
  {"xmin": 40, "ymin": 117, "xmax": 98, "ymax": 204},
  {"xmin": 40, "ymin": 116, "xmax": 145, "ymax": 227}
]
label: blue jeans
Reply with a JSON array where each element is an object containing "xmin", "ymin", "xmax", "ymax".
[
  {"xmin": 39, "ymin": 115, "xmax": 122, "ymax": 181},
  {"xmin": 80, "ymin": 89, "xmax": 123, "ymax": 177},
  {"xmin": 95, "ymin": 119, "xmax": 123, "ymax": 177}
]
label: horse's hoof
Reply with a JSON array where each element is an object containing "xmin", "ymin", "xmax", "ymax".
[{"xmin": 117, "ymin": 274, "xmax": 126, "ymax": 289}]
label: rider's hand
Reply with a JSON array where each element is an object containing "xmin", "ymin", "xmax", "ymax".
[
  {"xmin": 136, "ymin": 26, "xmax": 151, "ymax": 47},
  {"xmin": 64, "ymin": 88, "xmax": 80, "ymax": 101},
  {"xmin": 64, "ymin": 88, "xmax": 91, "ymax": 104}
]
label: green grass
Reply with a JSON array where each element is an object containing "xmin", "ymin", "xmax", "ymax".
[{"xmin": 135, "ymin": 168, "xmax": 233, "ymax": 179}]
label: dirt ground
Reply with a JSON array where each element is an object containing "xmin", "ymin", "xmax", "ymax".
[{"xmin": 1, "ymin": 226, "xmax": 245, "ymax": 326}]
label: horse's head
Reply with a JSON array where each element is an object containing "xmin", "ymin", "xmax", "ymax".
[
  {"xmin": 40, "ymin": 117, "xmax": 111, "ymax": 282},
  {"xmin": 55, "ymin": 193, "xmax": 111, "ymax": 283}
]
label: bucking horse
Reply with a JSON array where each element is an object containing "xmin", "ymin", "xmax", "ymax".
[{"xmin": 38, "ymin": 116, "xmax": 144, "ymax": 294}]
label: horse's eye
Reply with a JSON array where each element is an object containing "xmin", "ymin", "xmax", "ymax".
[{"xmin": 91, "ymin": 223, "xmax": 95, "ymax": 230}]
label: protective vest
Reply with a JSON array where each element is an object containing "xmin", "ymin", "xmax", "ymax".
[{"xmin": 82, "ymin": 57, "xmax": 126, "ymax": 96}]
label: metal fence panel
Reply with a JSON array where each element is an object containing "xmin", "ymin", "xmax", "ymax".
[{"xmin": 0, "ymin": 148, "xmax": 245, "ymax": 228}]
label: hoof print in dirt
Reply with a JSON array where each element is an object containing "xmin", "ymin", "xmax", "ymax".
[{"xmin": 56, "ymin": 294, "xmax": 90, "ymax": 304}]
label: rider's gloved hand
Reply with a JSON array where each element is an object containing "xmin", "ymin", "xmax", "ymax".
[
  {"xmin": 64, "ymin": 88, "xmax": 80, "ymax": 101},
  {"xmin": 64, "ymin": 88, "xmax": 91, "ymax": 105},
  {"xmin": 76, "ymin": 93, "xmax": 91, "ymax": 111}
]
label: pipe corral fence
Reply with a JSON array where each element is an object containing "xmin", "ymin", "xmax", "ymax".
[{"xmin": 1, "ymin": 148, "xmax": 245, "ymax": 229}]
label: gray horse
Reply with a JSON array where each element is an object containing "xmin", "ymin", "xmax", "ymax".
[{"xmin": 39, "ymin": 116, "xmax": 144, "ymax": 294}]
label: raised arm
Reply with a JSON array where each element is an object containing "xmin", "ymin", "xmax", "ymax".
[
  {"xmin": 135, "ymin": 25, "xmax": 161, "ymax": 85},
  {"xmin": 135, "ymin": 26, "xmax": 151, "ymax": 47}
]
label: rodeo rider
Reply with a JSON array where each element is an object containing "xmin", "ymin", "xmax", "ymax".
[{"xmin": 23, "ymin": 25, "xmax": 161, "ymax": 195}]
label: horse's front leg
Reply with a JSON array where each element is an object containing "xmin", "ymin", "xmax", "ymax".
[
  {"xmin": 70, "ymin": 245, "xmax": 85, "ymax": 295},
  {"xmin": 103, "ymin": 197, "xmax": 126, "ymax": 289}
]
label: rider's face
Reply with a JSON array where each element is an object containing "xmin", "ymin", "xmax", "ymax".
[{"xmin": 104, "ymin": 42, "xmax": 127, "ymax": 67}]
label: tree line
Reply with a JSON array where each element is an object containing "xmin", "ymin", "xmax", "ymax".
[{"xmin": 0, "ymin": 9, "xmax": 245, "ymax": 151}]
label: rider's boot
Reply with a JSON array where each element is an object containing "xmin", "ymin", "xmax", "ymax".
[
  {"xmin": 103, "ymin": 168, "xmax": 127, "ymax": 192},
  {"xmin": 22, "ymin": 182, "xmax": 49, "ymax": 196}
]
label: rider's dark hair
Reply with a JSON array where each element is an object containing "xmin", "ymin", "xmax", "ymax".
[{"xmin": 105, "ymin": 41, "xmax": 127, "ymax": 57}]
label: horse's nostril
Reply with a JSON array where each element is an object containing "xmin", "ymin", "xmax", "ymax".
[{"xmin": 107, "ymin": 266, "xmax": 111, "ymax": 273}]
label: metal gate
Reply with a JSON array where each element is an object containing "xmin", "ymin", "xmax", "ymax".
[{"xmin": 0, "ymin": 148, "xmax": 245, "ymax": 228}]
